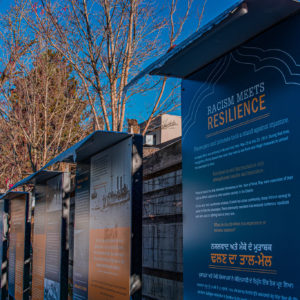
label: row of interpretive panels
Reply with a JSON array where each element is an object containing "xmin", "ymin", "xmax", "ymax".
[
  {"xmin": 0, "ymin": 175, "xmax": 69, "ymax": 300},
  {"xmin": 0, "ymin": 137, "xmax": 142, "ymax": 300}
]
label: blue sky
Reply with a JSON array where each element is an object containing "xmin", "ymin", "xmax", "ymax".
[
  {"xmin": 0, "ymin": 0, "xmax": 10, "ymax": 13},
  {"xmin": 199, "ymin": 0, "xmax": 239, "ymax": 25},
  {"xmin": 0, "ymin": 0, "xmax": 239, "ymax": 124}
]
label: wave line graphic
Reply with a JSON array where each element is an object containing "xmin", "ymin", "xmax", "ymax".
[
  {"xmin": 183, "ymin": 55, "xmax": 232, "ymax": 141},
  {"xmin": 231, "ymin": 47, "xmax": 300, "ymax": 86},
  {"xmin": 183, "ymin": 57, "xmax": 227, "ymax": 129}
]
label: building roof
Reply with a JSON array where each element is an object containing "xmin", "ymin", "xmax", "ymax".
[{"xmin": 127, "ymin": 0, "xmax": 300, "ymax": 83}]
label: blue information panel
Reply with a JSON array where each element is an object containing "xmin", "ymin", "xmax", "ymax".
[
  {"xmin": 32, "ymin": 174, "xmax": 69, "ymax": 300},
  {"xmin": 73, "ymin": 138, "xmax": 133, "ymax": 300},
  {"xmin": 182, "ymin": 13, "xmax": 300, "ymax": 299},
  {"xmin": 73, "ymin": 162, "xmax": 90, "ymax": 300},
  {"xmin": 7, "ymin": 193, "xmax": 30, "ymax": 300},
  {"xmin": 73, "ymin": 135, "xmax": 143, "ymax": 300}
]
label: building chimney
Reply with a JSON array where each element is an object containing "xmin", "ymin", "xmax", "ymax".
[{"xmin": 127, "ymin": 119, "xmax": 140, "ymax": 134}]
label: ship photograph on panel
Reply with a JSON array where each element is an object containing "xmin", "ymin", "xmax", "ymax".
[
  {"xmin": 90, "ymin": 139, "xmax": 132, "ymax": 229},
  {"xmin": 91, "ymin": 173, "xmax": 130, "ymax": 211}
]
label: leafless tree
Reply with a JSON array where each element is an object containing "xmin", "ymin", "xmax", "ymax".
[
  {"xmin": 26, "ymin": 0, "xmax": 206, "ymax": 134},
  {"xmin": 0, "ymin": 38, "xmax": 89, "ymax": 189},
  {"xmin": 25, "ymin": 0, "xmax": 160, "ymax": 131},
  {"xmin": 141, "ymin": 0, "xmax": 207, "ymax": 135}
]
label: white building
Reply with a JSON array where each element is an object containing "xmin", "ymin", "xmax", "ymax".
[{"xmin": 140, "ymin": 114, "xmax": 182, "ymax": 146}]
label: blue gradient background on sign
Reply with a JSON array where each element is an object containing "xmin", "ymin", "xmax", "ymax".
[{"xmin": 182, "ymin": 13, "xmax": 300, "ymax": 299}]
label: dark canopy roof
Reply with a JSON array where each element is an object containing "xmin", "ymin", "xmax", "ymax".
[
  {"xmin": 3, "ymin": 131, "xmax": 133, "ymax": 195},
  {"xmin": 127, "ymin": 0, "xmax": 300, "ymax": 83},
  {"xmin": 2, "ymin": 191, "xmax": 28, "ymax": 200}
]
